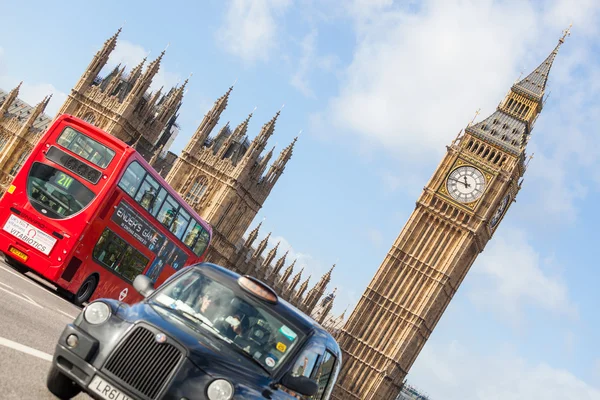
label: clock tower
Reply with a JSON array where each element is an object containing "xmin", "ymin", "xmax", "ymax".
[{"xmin": 331, "ymin": 27, "xmax": 571, "ymax": 400}]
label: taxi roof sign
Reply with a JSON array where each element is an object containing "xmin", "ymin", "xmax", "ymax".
[{"xmin": 238, "ymin": 275, "xmax": 278, "ymax": 304}]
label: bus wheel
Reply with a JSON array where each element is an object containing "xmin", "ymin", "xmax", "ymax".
[
  {"xmin": 46, "ymin": 365, "xmax": 81, "ymax": 399},
  {"xmin": 73, "ymin": 275, "xmax": 97, "ymax": 307}
]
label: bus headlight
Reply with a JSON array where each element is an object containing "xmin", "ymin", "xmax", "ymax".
[
  {"xmin": 206, "ymin": 379, "xmax": 234, "ymax": 400},
  {"xmin": 83, "ymin": 302, "xmax": 111, "ymax": 325}
]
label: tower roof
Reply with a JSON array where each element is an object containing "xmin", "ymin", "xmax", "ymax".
[
  {"xmin": 465, "ymin": 110, "xmax": 527, "ymax": 155},
  {"xmin": 512, "ymin": 25, "xmax": 570, "ymax": 101}
]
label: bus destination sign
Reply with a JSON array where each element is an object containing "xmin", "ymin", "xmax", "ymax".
[{"xmin": 112, "ymin": 200, "xmax": 166, "ymax": 253}]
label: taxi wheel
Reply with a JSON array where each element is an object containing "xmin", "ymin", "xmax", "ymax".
[
  {"xmin": 46, "ymin": 365, "xmax": 81, "ymax": 399},
  {"xmin": 73, "ymin": 275, "xmax": 98, "ymax": 307}
]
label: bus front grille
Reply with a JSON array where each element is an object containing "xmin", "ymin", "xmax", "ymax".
[{"xmin": 103, "ymin": 325, "xmax": 182, "ymax": 399}]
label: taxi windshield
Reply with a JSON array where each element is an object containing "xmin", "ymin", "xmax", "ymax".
[{"xmin": 149, "ymin": 269, "xmax": 304, "ymax": 373}]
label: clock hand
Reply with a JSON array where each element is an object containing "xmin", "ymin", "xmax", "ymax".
[{"xmin": 448, "ymin": 177, "xmax": 471, "ymax": 188}]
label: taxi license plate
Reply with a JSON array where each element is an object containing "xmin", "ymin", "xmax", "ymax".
[
  {"xmin": 88, "ymin": 375, "xmax": 132, "ymax": 400},
  {"xmin": 8, "ymin": 246, "xmax": 28, "ymax": 262}
]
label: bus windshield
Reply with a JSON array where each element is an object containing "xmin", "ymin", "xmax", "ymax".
[
  {"xmin": 27, "ymin": 162, "xmax": 96, "ymax": 219},
  {"xmin": 57, "ymin": 126, "xmax": 116, "ymax": 169},
  {"xmin": 151, "ymin": 269, "xmax": 304, "ymax": 373}
]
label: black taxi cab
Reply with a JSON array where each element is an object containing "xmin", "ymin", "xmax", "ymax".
[{"xmin": 46, "ymin": 262, "xmax": 342, "ymax": 400}]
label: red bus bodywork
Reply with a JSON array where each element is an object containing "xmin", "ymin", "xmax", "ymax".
[{"xmin": 0, "ymin": 114, "xmax": 212, "ymax": 305}]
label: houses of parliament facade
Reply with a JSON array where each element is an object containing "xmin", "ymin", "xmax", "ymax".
[{"xmin": 0, "ymin": 29, "xmax": 342, "ymax": 329}]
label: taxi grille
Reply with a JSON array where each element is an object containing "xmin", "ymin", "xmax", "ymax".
[{"xmin": 103, "ymin": 326, "xmax": 182, "ymax": 399}]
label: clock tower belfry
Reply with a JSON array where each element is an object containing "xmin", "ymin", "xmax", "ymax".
[{"xmin": 331, "ymin": 27, "xmax": 571, "ymax": 400}]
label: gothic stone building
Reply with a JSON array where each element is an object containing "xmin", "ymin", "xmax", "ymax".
[
  {"xmin": 331, "ymin": 29, "xmax": 571, "ymax": 400},
  {"xmin": 0, "ymin": 28, "xmax": 336, "ymax": 316},
  {"xmin": 0, "ymin": 84, "xmax": 52, "ymax": 190}
]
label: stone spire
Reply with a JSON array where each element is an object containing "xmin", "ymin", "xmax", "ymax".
[
  {"xmin": 18, "ymin": 95, "xmax": 51, "ymax": 136},
  {"xmin": 75, "ymin": 28, "xmax": 121, "ymax": 91},
  {"xmin": 294, "ymin": 275, "xmax": 311, "ymax": 304},
  {"xmin": 0, "ymin": 82, "xmax": 22, "ymax": 117},
  {"xmin": 287, "ymin": 267, "xmax": 303, "ymax": 293},
  {"xmin": 262, "ymin": 241, "xmax": 280, "ymax": 270},
  {"xmin": 243, "ymin": 110, "xmax": 280, "ymax": 162},
  {"xmin": 251, "ymin": 232, "xmax": 271, "ymax": 261},
  {"xmin": 303, "ymin": 264, "xmax": 335, "ymax": 311},
  {"xmin": 183, "ymin": 86, "xmax": 233, "ymax": 156},
  {"xmin": 244, "ymin": 221, "xmax": 262, "ymax": 248},
  {"xmin": 272, "ymin": 250, "xmax": 289, "ymax": 277},
  {"xmin": 512, "ymin": 24, "xmax": 571, "ymax": 101},
  {"xmin": 231, "ymin": 112, "xmax": 253, "ymax": 142},
  {"xmin": 465, "ymin": 26, "xmax": 571, "ymax": 157},
  {"xmin": 126, "ymin": 51, "xmax": 164, "ymax": 102},
  {"xmin": 279, "ymin": 259, "xmax": 296, "ymax": 286},
  {"xmin": 265, "ymin": 136, "xmax": 297, "ymax": 183}
]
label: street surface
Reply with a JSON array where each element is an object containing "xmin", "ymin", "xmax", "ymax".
[{"xmin": 0, "ymin": 256, "xmax": 90, "ymax": 399}]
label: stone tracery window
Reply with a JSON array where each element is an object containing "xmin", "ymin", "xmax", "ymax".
[
  {"xmin": 9, "ymin": 150, "xmax": 30, "ymax": 176},
  {"xmin": 0, "ymin": 134, "xmax": 9, "ymax": 152},
  {"xmin": 82, "ymin": 112, "xmax": 96, "ymax": 125},
  {"xmin": 185, "ymin": 176, "xmax": 208, "ymax": 205}
]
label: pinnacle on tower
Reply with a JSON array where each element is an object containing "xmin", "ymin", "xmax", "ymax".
[
  {"xmin": 75, "ymin": 28, "xmax": 121, "ymax": 92},
  {"xmin": 0, "ymin": 81, "xmax": 23, "ymax": 117},
  {"xmin": 245, "ymin": 110, "xmax": 280, "ymax": 159},
  {"xmin": 279, "ymin": 259, "xmax": 296, "ymax": 285},
  {"xmin": 183, "ymin": 86, "xmax": 234, "ymax": 156},
  {"xmin": 265, "ymin": 136, "xmax": 297, "ymax": 183},
  {"xmin": 231, "ymin": 112, "xmax": 253, "ymax": 141},
  {"xmin": 464, "ymin": 26, "xmax": 570, "ymax": 157},
  {"xmin": 272, "ymin": 250, "xmax": 289, "ymax": 276},
  {"xmin": 512, "ymin": 24, "xmax": 570, "ymax": 101},
  {"xmin": 288, "ymin": 267, "xmax": 304, "ymax": 293},
  {"xmin": 251, "ymin": 232, "xmax": 271, "ymax": 261},
  {"xmin": 262, "ymin": 241, "xmax": 280, "ymax": 268},
  {"xmin": 19, "ymin": 94, "xmax": 51, "ymax": 135},
  {"xmin": 244, "ymin": 221, "xmax": 262, "ymax": 248}
]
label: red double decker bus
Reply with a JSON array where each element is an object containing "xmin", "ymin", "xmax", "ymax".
[{"xmin": 0, "ymin": 114, "xmax": 212, "ymax": 306}]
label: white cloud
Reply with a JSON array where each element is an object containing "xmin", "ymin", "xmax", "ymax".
[
  {"xmin": 468, "ymin": 227, "xmax": 577, "ymax": 326},
  {"xmin": 409, "ymin": 339, "xmax": 600, "ymax": 400},
  {"xmin": 319, "ymin": 0, "xmax": 545, "ymax": 161},
  {"xmin": 103, "ymin": 40, "xmax": 181, "ymax": 94},
  {"xmin": 216, "ymin": 0, "xmax": 292, "ymax": 64},
  {"xmin": 290, "ymin": 29, "xmax": 339, "ymax": 98}
]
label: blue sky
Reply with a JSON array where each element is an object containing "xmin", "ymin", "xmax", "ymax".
[{"xmin": 1, "ymin": 0, "xmax": 600, "ymax": 398}]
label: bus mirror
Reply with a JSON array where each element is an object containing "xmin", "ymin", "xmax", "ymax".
[
  {"xmin": 133, "ymin": 275, "xmax": 155, "ymax": 298},
  {"xmin": 281, "ymin": 372, "xmax": 319, "ymax": 397}
]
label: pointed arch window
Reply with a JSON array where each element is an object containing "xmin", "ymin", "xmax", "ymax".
[
  {"xmin": 9, "ymin": 150, "xmax": 30, "ymax": 176},
  {"xmin": 185, "ymin": 176, "xmax": 208, "ymax": 205},
  {"xmin": 82, "ymin": 112, "xmax": 96, "ymax": 125},
  {"xmin": 0, "ymin": 135, "xmax": 9, "ymax": 153}
]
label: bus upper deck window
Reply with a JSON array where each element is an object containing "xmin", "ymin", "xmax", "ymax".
[{"xmin": 57, "ymin": 127, "xmax": 116, "ymax": 169}]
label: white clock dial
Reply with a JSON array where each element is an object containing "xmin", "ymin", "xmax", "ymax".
[{"xmin": 446, "ymin": 166, "xmax": 486, "ymax": 203}]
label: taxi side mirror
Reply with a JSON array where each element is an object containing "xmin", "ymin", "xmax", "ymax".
[
  {"xmin": 133, "ymin": 275, "xmax": 155, "ymax": 298},
  {"xmin": 281, "ymin": 372, "xmax": 319, "ymax": 397}
]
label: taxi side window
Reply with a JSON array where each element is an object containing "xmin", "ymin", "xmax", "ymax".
[
  {"xmin": 311, "ymin": 350, "xmax": 337, "ymax": 399},
  {"xmin": 291, "ymin": 345, "xmax": 321, "ymax": 379}
]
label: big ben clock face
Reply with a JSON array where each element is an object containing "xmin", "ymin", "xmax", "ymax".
[{"xmin": 446, "ymin": 166, "xmax": 486, "ymax": 203}]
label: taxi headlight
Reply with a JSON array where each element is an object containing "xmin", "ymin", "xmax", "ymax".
[
  {"xmin": 83, "ymin": 302, "xmax": 111, "ymax": 325},
  {"xmin": 206, "ymin": 379, "xmax": 234, "ymax": 400}
]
